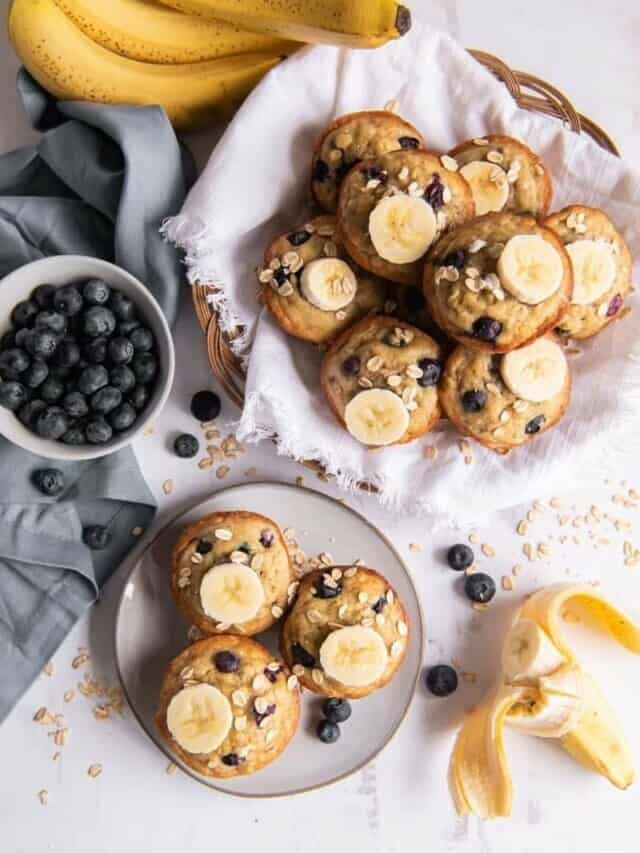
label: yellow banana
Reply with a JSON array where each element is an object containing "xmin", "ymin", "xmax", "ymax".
[
  {"xmin": 9, "ymin": 0, "xmax": 284, "ymax": 130},
  {"xmin": 157, "ymin": 0, "xmax": 412, "ymax": 48},
  {"xmin": 51, "ymin": 0, "xmax": 296, "ymax": 64}
]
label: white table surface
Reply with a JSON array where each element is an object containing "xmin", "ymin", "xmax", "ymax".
[{"xmin": 1, "ymin": 2, "xmax": 639, "ymax": 851}]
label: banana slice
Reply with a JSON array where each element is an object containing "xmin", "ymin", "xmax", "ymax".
[
  {"xmin": 166, "ymin": 683, "xmax": 232, "ymax": 754},
  {"xmin": 319, "ymin": 625, "xmax": 389, "ymax": 687},
  {"xmin": 459, "ymin": 161, "xmax": 510, "ymax": 215},
  {"xmin": 344, "ymin": 388, "xmax": 410, "ymax": 446},
  {"xmin": 502, "ymin": 618, "xmax": 567, "ymax": 683},
  {"xmin": 507, "ymin": 664, "xmax": 584, "ymax": 738},
  {"xmin": 300, "ymin": 258, "xmax": 358, "ymax": 311},
  {"xmin": 368, "ymin": 194, "xmax": 437, "ymax": 264},
  {"xmin": 497, "ymin": 234, "xmax": 564, "ymax": 304},
  {"xmin": 500, "ymin": 337, "xmax": 567, "ymax": 403},
  {"xmin": 199, "ymin": 562, "xmax": 265, "ymax": 625},
  {"xmin": 566, "ymin": 239, "xmax": 616, "ymax": 305}
]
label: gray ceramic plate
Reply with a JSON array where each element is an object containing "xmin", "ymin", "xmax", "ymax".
[{"xmin": 115, "ymin": 482, "xmax": 423, "ymax": 797}]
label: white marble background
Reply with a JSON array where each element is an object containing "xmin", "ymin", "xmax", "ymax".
[{"xmin": 0, "ymin": 1, "xmax": 639, "ymax": 852}]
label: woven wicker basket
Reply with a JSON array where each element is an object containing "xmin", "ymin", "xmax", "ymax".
[{"xmin": 191, "ymin": 49, "xmax": 618, "ymax": 477}]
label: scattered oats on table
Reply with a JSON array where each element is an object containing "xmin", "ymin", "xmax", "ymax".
[
  {"xmin": 87, "ymin": 763, "xmax": 103, "ymax": 778},
  {"xmin": 162, "ymin": 479, "xmax": 174, "ymax": 495},
  {"xmin": 43, "ymin": 661, "xmax": 54, "ymax": 677},
  {"xmin": 409, "ymin": 542, "xmax": 423, "ymax": 553}
]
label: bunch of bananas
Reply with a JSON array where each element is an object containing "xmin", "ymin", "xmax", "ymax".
[{"xmin": 7, "ymin": 0, "xmax": 412, "ymax": 131}]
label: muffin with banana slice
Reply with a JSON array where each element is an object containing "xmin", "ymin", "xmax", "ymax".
[
  {"xmin": 311, "ymin": 110, "xmax": 425, "ymax": 213},
  {"xmin": 280, "ymin": 566, "xmax": 408, "ymax": 699},
  {"xmin": 449, "ymin": 134, "xmax": 552, "ymax": 217},
  {"xmin": 156, "ymin": 635, "xmax": 300, "ymax": 778},
  {"xmin": 544, "ymin": 205, "xmax": 632, "ymax": 339},
  {"xmin": 440, "ymin": 335, "xmax": 571, "ymax": 453},
  {"xmin": 423, "ymin": 213, "xmax": 573, "ymax": 352},
  {"xmin": 170, "ymin": 511, "xmax": 294, "ymax": 637},
  {"xmin": 320, "ymin": 315, "xmax": 442, "ymax": 447},
  {"xmin": 337, "ymin": 149, "xmax": 475, "ymax": 285},
  {"xmin": 259, "ymin": 214, "xmax": 388, "ymax": 345}
]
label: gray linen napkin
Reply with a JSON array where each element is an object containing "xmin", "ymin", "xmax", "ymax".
[{"xmin": 0, "ymin": 72, "xmax": 194, "ymax": 722}]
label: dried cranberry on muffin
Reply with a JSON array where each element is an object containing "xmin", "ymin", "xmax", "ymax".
[
  {"xmin": 311, "ymin": 110, "xmax": 425, "ymax": 213},
  {"xmin": 544, "ymin": 205, "xmax": 632, "ymax": 339},
  {"xmin": 449, "ymin": 134, "xmax": 552, "ymax": 217},
  {"xmin": 156, "ymin": 635, "xmax": 300, "ymax": 778},
  {"xmin": 423, "ymin": 213, "xmax": 572, "ymax": 353},
  {"xmin": 259, "ymin": 215, "xmax": 388, "ymax": 345},
  {"xmin": 170, "ymin": 511, "xmax": 293, "ymax": 637},
  {"xmin": 337, "ymin": 149, "xmax": 475, "ymax": 285},
  {"xmin": 320, "ymin": 315, "xmax": 442, "ymax": 448},
  {"xmin": 280, "ymin": 566, "xmax": 408, "ymax": 699},
  {"xmin": 440, "ymin": 335, "xmax": 571, "ymax": 453}
]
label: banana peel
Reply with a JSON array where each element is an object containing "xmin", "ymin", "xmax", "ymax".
[{"xmin": 450, "ymin": 584, "xmax": 640, "ymax": 819}]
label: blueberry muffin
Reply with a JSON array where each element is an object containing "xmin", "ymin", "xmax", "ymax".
[
  {"xmin": 423, "ymin": 213, "xmax": 573, "ymax": 352},
  {"xmin": 156, "ymin": 635, "xmax": 300, "ymax": 778},
  {"xmin": 311, "ymin": 110, "xmax": 425, "ymax": 213},
  {"xmin": 440, "ymin": 335, "xmax": 571, "ymax": 453},
  {"xmin": 170, "ymin": 511, "xmax": 294, "ymax": 637},
  {"xmin": 337, "ymin": 149, "xmax": 475, "ymax": 285},
  {"xmin": 320, "ymin": 315, "xmax": 442, "ymax": 447},
  {"xmin": 259, "ymin": 215, "xmax": 388, "ymax": 345},
  {"xmin": 544, "ymin": 205, "xmax": 632, "ymax": 339},
  {"xmin": 449, "ymin": 134, "xmax": 552, "ymax": 217},
  {"xmin": 279, "ymin": 566, "xmax": 408, "ymax": 699}
]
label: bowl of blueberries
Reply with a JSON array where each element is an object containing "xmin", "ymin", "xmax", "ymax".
[{"xmin": 0, "ymin": 255, "xmax": 175, "ymax": 460}]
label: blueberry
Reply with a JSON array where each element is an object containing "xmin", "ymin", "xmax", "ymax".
[
  {"xmin": 424, "ymin": 174, "xmax": 445, "ymax": 210},
  {"xmin": 18, "ymin": 398, "xmax": 47, "ymax": 427},
  {"xmin": 128, "ymin": 327, "xmax": 154, "ymax": 352},
  {"xmin": 109, "ymin": 402, "xmax": 137, "ymax": 431},
  {"xmin": 32, "ymin": 284, "xmax": 55, "ymax": 308},
  {"xmin": 132, "ymin": 352, "xmax": 157, "ymax": 384},
  {"xmin": 15, "ymin": 328, "xmax": 32, "ymax": 348},
  {"xmin": 607, "ymin": 293, "xmax": 624, "ymax": 316},
  {"xmin": 443, "ymin": 249, "xmax": 466, "ymax": 269},
  {"xmin": 525, "ymin": 414, "xmax": 546, "ymax": 435},
  {"xmin": 335, "ymin": 158, "xmax": 361, "ymax": 181},
  {"xmin": 190, "ymin": 390, "xmax": 221, "ymax": 421},
  {"xmin": 291, "ymin": 642, "xmax": 315, "ymax": 668},
  {"xmin": 78, "ymin": 365, "xmax": 109, "ymax": 395},
  {"xmin": 85, "ymin": 417, "xmax": 113, "ymax": 444},
  {"xmin": 403, "ymin": 287, "xmax": 425, "ymax": 314},
  {"xmin": 0, "ymin": 331, "xmax": 16, "ymax": 350},
  {"xmin": 116, "ymin": 320, "xmax": 141, "ymax": 337},
  {"xmin": 425, "ymin": 664, "xmax": 458, "ymax": 697},
  {"xmin": 196, "ymin": 540, "xmax": 212, "ymax": 554},
  {"xmin": 464, "ymin": 572, "xmax": 496, "ymax": 604},
  {"xmin": 0, "ymin": 381, "xmax": 28, "ymax": 411},
  {"xmin": 313, "ymin": 577, "xmax": 342, "ymax": 599},
  {"xmin": 213, "ymin": 650, "xmax": 239, "ymax": 673},
  {"xmin": 83, "ymin": 337, "xmax": 108, "ymax": 364},
  {"xmin": 447, "ymin": 543, "xmax": 474, "ymax": 571},
  {"xmin": 32, "ymin": 468, "xmax": 65, "ymax": 497},
  {"xmin": 472, "ymin": 316, "xmax": 502, "ymax": 343},
  {"xmin": 62, "ymin": 426, "xmax": 86, "ymax": 445},
  {"xmin": 128, "ymin": 384, "xmax": 149, "ymax": 411},
  {"xmin": 253, "ymin": 701, "xmax": 276, "ymax": 727},
  {"xmin": 462, "ymin": 389, "xmax": 486, "ymax": 412},
  {"xmin": 36, "ymin": 406, "xmax": 68, "ymax": 440},
  {"xmin": 82, "ymin": 524, "xmax": 110, "ymax": 550},
  {"xmin": 259, "ymin": 529, "xmax": 274, "ymax": 548},
  {"xmin": 53, "ymin": 285, "xmax": 83, "ymax": 317},
  {"xmin": 221, "ymin": 753, "xmax": 243, "ymax": 767},
  {"xmin": 25, "ymin": 330, "xmax": 59, "ymax": 360},
  {"xmin": 23, "ymin": 359, "xmax": 48, "ymax": 389},
  {"xmin": 41, "ymin": 377, "xmax": 65, "ymax": 403},
  {"xmin": 312, "ymin": 159, "xmax": 329, "ymax": 182},
  {"xmin": 63, "ymin": 391, "xmax": 89, "ymax": 419},
  {"xmin": 417, "ymin": 358, "xmax": 442, "ymax": 387},
  {"xmin": 371, "ymin": 595, "xmax": 387, "ymax": 614},
  {"xmin": 317, "ymin": 720, "xmax": 340, "ymax": 744},
  {"xmin": 264, "ymin": 664, "xmax": 282, "ymax": 683},
  {"xmin": 174, "ymin": 433, "xmax": 199, "ymax": 458},
  {"xmin": 110, "ymin": 365, "xmax": 136, "ymax": 394},
  {"xmin": 0, "ymin": 348, "xmax": 30, "ymax": 380},
  {"xmin": 341, "ymin": 355, "xmax": 361, "ymax": 376},
  {"xmin": 398, "ymin": 136, "xmax": 420, "ymax": 149},
  {"xmin": 108, "ymin": 292, "xmax": 135, "ymax": 322},
  {"xmin": 54, "ymin": 339, "xmax": 81, "ymax": 369},
  {"xmin": 35, "ymin": 310, "xmax": 67, "ymax": 335},
  {"xmin": 82, "ymin": 278, "xmax": 111, "ymax": 306},
  {"xmin": 287, "ymin": 230, "xmax": 311, "ymax": 247},
  {"xmin": 11, "ymin": 299, "xmax": 38, "ymax": 327},
  {"xmin": 82, "ymin": 306, "xmax": 116, "ymax": 339},
  {"xmin": 322, "ymin": 698, "xmax": 351, "ymax": 724},
  {"xmin": 108, "ymin": 337, "xmax": 134, "ymax": 365},
  {"xmin": 90, "ymin": 386, "xmax": 122, "ymax": 415}
]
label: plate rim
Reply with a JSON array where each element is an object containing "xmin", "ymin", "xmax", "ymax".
[{"xmin": 113, "ymin": 480, "xmax": 424, "ymax": 798}]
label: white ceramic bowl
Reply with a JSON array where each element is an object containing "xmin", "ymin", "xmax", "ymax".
[{"xmin": 0, "ymin": 256, "xmax": 175, "ymax": 461}]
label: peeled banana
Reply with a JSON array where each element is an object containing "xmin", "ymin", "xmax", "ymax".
[
  {"xmin": 199, "ymin": 562, "xmax": 265, "ymax": 624},
  {"xmin": 566, "ymin": 240, "xmax": 616, "ymax": 305},
  {"xmin": 344, "ymin": 388, "xmax": 410, "ymax": 447},
  {"xmin": 166, "ymin": 683, "xmax": 233, "ymax": 753},
  {"xmin": 319, "ymin": 626, "xmax": 389, "ymax": 687},
  {"xmin": 459, "ymin": 161, "xmax": 509, "ymax": 216},
  {"xmin": 157, "ymin": 0, "xmax": 412, "ymax": 48},
  {"xmin": 9, "ymin": 0, "xmax": 284, "ymax": 130},
  {"xmin": 499, "ymin": 337, "xmax": 568, "ymax": 403},
  {"xmin": 300, "ymin": 258, "xmax": 358, "ymax": 311},
  {"xmin": 449, "ymin": 584, "xmax": 640, "ymax": 818},
  {"xmin": 369, "ymin": 195, "xmax": 438, "ymax": 265},
  {"xmin": 497, "ymin": 234, "xmax": 564, "ymax": 304}
]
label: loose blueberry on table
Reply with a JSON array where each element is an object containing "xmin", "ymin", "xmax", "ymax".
[
  {"xmin": 464, "ymin": 572, "xmax": 496, "ymax": 604},
  {"xmin": 190, "ymin": 389, "xmax": 221, "ymax": 422},
  {"xmin": 174, "ymin": 433, "xmax": 200, "ymax": 458},
  {"xmin": 32, "ymin": 468, "xmax": 65, "ymax": 497},
  {"xmin": 317, "ymin": 719, "xmax": 340, "ymax": 744},
  {"xmin": 447, "ymin": 543, "xmax": 474, "ymax": 571},
  {"xmin": 82, "ymin": 524, "xmax": 111, "ymax": 551},
  {"xmin": 0, "ymin": 278, "xmax": 159, "ymax": 445},
  {"xmin": 322, "ymin": 698, "xmax": 352, "ymax": 724},
  {"xmin": 424, "ymin": 664, "xmax": 458, "ymax": 697}
]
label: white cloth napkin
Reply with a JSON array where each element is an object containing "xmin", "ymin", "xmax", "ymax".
[{"xmin": 163, "ymin": 26, "xmax": 640, "ymax": 524}]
